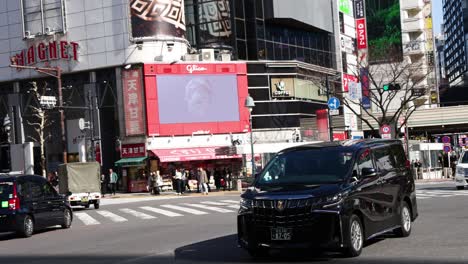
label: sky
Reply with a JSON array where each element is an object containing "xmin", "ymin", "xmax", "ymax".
[{"xmin": 432, "ymin": 0, "xmax": 443, "ymax": 35}]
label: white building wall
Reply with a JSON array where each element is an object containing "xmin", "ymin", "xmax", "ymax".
[{"xmin": 0, "ymin": 0, "xmax": 188, "ymax": 82}]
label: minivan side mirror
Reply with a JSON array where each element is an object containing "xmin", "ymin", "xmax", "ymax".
[{"xmin": 361, "ymin": 168, "xmax": 377, "ymax": 178}]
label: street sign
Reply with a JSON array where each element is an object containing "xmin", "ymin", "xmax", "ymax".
[
  {"xmin": 328, "ymin": 97, "xmax": 340, "ymax": 110},
  {"xmin": 443, "ymin": 145, "xmax": 452, "ymax": 153},
  {"xmin": 348, "ymin": 82, "xmax": 362, "ymax": 100},
  {"xmin": 380, "ymin": 124, "xmax": 391, "ymax": 135},
  {"xmin": 442, "ymin": 136, "xmax": 451, "ymax": 144},
  {"xmin": 382, "ymin": 134, "xmax": 392, "ymax": 139},
  {"xmin": 329, "ymin": 109, "xmax": 339, "ymax": 116}
]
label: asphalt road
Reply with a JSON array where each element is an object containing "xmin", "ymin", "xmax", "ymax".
[{"xmin": 0, "ymin": 183, "xmax": 467, "ymax": 264}]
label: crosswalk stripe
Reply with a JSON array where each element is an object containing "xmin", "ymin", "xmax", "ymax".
[
  {"xmin": 140, "ymin": 206, "xmax": 183, "ymax": 217},
  {"xmin": 417, "ymin": 193, "xmax": 451, "ymax": 197},
  {"xmin": 226, "ymin": 204, "xmax": 240, "ymax": 209},
  {"xmin": 418, "ymin": 191, "xmax": 468, "ymax": 195},
  {"xmin": 200, "ymin": 201, "xmax": 229, "ymax": 206},
  {"xmin": 96, "ymin": 210, "xmax": 128, "ymax": 222},
  {"xmin": 220, "ymin": 200, "xmax": 239, "ymax": 204},
  {"xmin": 161, "ymin": 204, "xmax": 208, "ymax": 215},
  {"xmin": 74, "ymin": 212, "xmax": 100, "ymax": 225},
  {"xmin": 119, "ymin": 208, "xmax": 157, "ymax": 220},
  {"xmin": 184, "ymin": 203, "xmax": 234, "ymax": 213},
  {"xmin": 417, "ymin": 196, "xmax": 429, "ymax": 199}
]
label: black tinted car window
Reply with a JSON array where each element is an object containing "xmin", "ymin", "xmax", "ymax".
[
  {"xmin": 43, "ymin": 182, "xmax": 57, "ymax": 198},
  {"xmin": 391, "ymin": 144, "xmax": 406, "ymax": 168},
  {"xmin": 30, "ymin": 181, "xmax": 44, "ymax": 199},
  {"xmin": 0, "ymin": 182, "xmax": 13, "ymax": 200},
  {"xmin": 374, "ymin": 147, "xmax": 396, "ymax": 171},
  {"xmin": 18, "ymin": 182, "xmax": 32, "ymax": 201},
  {"xmin": 357, "ymin": 149, "xmax": 374, "ymax": 174}
]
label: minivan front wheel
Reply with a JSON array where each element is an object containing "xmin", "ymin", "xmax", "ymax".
[
  {"xmin": 394, "ymin": 201, "xmax": 412, "ymax": 237},
  {"xmin": 17, "ymin": 215, "xmax": 34, "ymax": 238},
  {"xmin": 61, "ymin": 209, "xmax": 72, "ymax": 229},
  {"xmin": 343, "ymin": 215, "xmax": 363, "ymax": 257}
]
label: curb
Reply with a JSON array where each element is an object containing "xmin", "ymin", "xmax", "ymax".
[{"xmin": 101, "ymin": 190, "xmax": 242, "ymax": 200}]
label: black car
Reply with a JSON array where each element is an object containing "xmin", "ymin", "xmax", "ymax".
[
  {"xmin": 0, "ymin": 174, "xmax": 73, "ymax": 237},
  {"xmin": 238, "ymin": 140, "xmax": 418, "ymax": 258}
]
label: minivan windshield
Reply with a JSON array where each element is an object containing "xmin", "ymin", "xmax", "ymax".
[
  {"xmin": 256, "ymin": 148, "xmax": 354, "ymax": 186},
  {"xmin": 0, "ymin": 182, "xmax": 13, "ymax": 200},
  {"xmin": 460, "ymin": 152, "xmax": 468, "ymax": 164}
]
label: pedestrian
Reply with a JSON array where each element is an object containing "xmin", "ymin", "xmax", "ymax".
[
  {"xmin": 214, "ymin": 168, "xmax": 221, "ymax": 191},
  {"xmin": 147, "ymin": 171, "xmax": 153, "ymax": 195},
  {"xmin": 415, "ymin": 159, "xmax": 422, "ymax": 179},
  {"xmin": 109, "ymin": 168, "xmax": 119, "ymax": 196},
  {"xmin": 197, "ymin": 166, "xmax": 209, "ymax": 195},
  {"xmin": 174, "ymin": 168, "xmax": 182, "ymax": 195},
  {"xmin": 180, "ymin": 168, "xmax": 188, "ymax": 194},
  {"xmin": 101, "ymin": 174, "xmax": 107, "ymax": 197}
]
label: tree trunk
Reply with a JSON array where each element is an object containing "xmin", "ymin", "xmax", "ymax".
[{"xmin": 40, "ymin": 111, "xmax": 46, "ymax": 178}]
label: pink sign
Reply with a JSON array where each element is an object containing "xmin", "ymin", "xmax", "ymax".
[
  {"xmin": 151, "ymin": 147, "xmax": 242, "ymax": 162},
  {"xmin": 123, "ymin": 68, "xmax": 145, "ymax": 136}
]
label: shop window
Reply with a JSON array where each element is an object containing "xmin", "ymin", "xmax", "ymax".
[{"xmin": 21, "ymin": 0, "xmax": 66, "ymax": 39}]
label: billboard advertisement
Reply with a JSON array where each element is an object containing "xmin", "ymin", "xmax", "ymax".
[
  {"xmin": 365, "ymin": 0, "xmax": 403, "ymax": 63},
  {"xmin": 144, "ymin": 63, "xmax": 249, "ymax": 136},
  {"xmin": 123, "ymin": 68, "xmax": 146, "ymax": 136},
  {"xmin": 198, "ymin": 0, "xmax": 232, "ymax": 46},
  {"xmin": 129, "ymin": 0, "xmax": 186, "ymax": 40}
]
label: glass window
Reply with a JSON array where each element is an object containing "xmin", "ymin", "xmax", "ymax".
[
  {"xmin": 236, "ymin": 19, "xmax": 246, "ymax": 39},
  {"xmin": 236, "ymin": 40, "xmax": 247, "ymax": 60},
  {"xmin": 357, "ymin": 149, "xmax": 375, "ymax": 174},
  {"xmin": 266, "ymin": 41, "xmax": 274, "ymax": 60},
  {"xmin": 256, "ymin": 149, "xmax": 354, "ymax": 186},
  {"xmin": 43, "ymin": 182, "xmax": 57, "ymax": 198},
  {"xmin": 17, "ymin": 182, "xmax": 32, "ymax": 201},
  {"xmin": 0, "ymin": 182, "xmax": 13, "ymax": 200},
  {"xmin": 255, "ymin": 0, "xmax": 263, "ymax": 19},
  {"xmin": 22, "ymin": 0, "xmax": 66, "ymax": 38},
  {"xmin": 30, "ymin": 181, "xmax": 43, "ymax": 199},
  {"xmin": 235, "ymin": 0, "xmax": 244, "ymax": 18},
  {"xmin": 391, "ymin": 144, "xmax": 407, "ymax": 167},
  {"xmin": 374, "ymin": 147, "xmax": 396, "ymax": 172}
]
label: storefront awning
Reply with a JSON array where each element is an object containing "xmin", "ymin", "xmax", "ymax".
[
  {"xmin": 150, "ymin": 147, "xmax": 241, "ymax": 162},
  {"xmin": 114, "ymin": 157, "xmax": 147, "ymax": 167}
]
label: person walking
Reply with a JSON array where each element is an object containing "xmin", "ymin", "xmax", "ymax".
[
  {"xmin": 174, "ymin": 168, "xmax": 183, "ymax": 195},
  {"xmin": 197, "ymin": 166, "xmax": 209, "ymax": 195},
  {"xmin": 147, "ymin": 172, "xmax": 154, "ymax": 195},
  {"xmin": 109, "ymin": 168, "xmax": 118, "ymax": 196},
  {"xmin": 101, "ymin": 174, "xmax": 108, "ymax": 197},
  {"xmin": 180, "ymin": 168, "xmax": 188, "ymax": 194}
]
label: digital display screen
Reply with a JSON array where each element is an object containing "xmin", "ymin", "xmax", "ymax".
[{"xmin": 156, "ymin": 74, "xmax": 240, "ymax": 124}]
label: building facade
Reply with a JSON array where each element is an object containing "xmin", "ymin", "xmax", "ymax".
[
  {"xmin": 443, "ymin": 0, "xmax": 468, "ymax": 88},
  {"xmin": 0, "ymin": 0, "xmax": 347, "ymax": 190}
]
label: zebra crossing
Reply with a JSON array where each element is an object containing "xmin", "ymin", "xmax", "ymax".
[
  {"xmin": 72, "ymin": 199, "xmax": 240, "ymax": 226},
  {"xmin": 417, "ymin": 189, "xmax": 468, "ymax": 199}
]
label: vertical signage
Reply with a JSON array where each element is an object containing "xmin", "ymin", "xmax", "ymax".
[
  {"xmin": 356, "ymin": 19, "xmax": 368, "ymax": 49},
  {"xmin": 123, "ymin": 68, "xmax": 145, "ymax": 136},
  {"xmin": 354, "ymin": 0, "xmax": 370, "ymax": 109}
]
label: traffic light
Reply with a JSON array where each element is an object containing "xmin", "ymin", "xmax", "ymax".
[
  {"xmin": 383, "ymin": 83, "xmax": 401, "ymax": 91},
  {"xmin": 430, "ymin": 91, "xmax": 438, "ymax": 104}
]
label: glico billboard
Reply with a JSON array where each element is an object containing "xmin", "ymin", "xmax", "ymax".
[{"xmin": 144, "ymin": 63, "xmax": 250, "ymax": 136}]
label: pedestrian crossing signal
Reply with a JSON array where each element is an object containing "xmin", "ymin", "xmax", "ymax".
[{"xmin": 383, "ymin": 83, "xmax": 401, "ymax": 91}]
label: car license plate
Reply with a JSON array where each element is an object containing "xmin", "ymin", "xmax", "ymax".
[
  {"xmin": 271, "ymin": 227, "xmax": 292, "ymax": 241},
  {"xmin": 81, "ymin": 197, "xmax": 89, "ymax": 203}
]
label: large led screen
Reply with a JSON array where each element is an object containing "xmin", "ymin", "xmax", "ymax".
[
  {"xmin": 156, "ymin": 75, "xmax": 240, "ymax": 124},
  {"xmin": 366, "ymin": 0, "xmax": 403, "ymax": 63}
]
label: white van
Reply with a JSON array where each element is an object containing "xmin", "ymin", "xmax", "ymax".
[{"xmin": 455, "ymin": 151, "xmax": 468, "ymax": 190}]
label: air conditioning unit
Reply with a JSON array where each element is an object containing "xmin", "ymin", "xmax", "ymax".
[
  {"xmin": 201, "ymin": 49, "xmax": 215, "ymax": 62},
  {"xmin": 221, "ymin": 53, "xmax": 231, "ymax": 61},
  {"xmin": 184, "ymin": 54, "xmax": 200, "ymax": 61},
  {"xmin": 45, "ymin": 27, "xmax": 52, "ymax": 35},
  {"xmin": 24, "ymin": 31, "xmax": 31, "ymax": 38}
]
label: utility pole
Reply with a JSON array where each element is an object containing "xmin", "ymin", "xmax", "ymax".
[
  {"xmin": 325, "ymin": 75, "xmax": 334, "ymax": 141},
  {"xmin": 9, "ymin": 57, "xmax": 68, "ymax": 163}
]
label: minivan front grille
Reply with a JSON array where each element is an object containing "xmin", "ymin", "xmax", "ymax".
[{"xmin": 252, "ymin": 199, "xmax": 317, "ymax": 228}]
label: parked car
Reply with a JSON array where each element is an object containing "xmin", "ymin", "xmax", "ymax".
[
  {"xmin": 455, "ymin": 151, "xmax": 468, "ymax": 190},
  {"xmin": 0, "ymin": 174, "xmax": 72, "ymax": 237},
  {"xmin": 238, "ymin": 140, "xmax": 418, "ymax": 258}
]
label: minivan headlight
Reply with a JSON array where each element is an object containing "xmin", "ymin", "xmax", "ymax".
[
  {"xmin": 456, "ymin": 167, "xmax": 465, "ymax": 176},
  {"xmin": 316, "ymin": 193, "xmax": 344, "ymax": 209},
  {"xmin": 239, "ymin": 198, "xmax": 253, "ymax": 213}
]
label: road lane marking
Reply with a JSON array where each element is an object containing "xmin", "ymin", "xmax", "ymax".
[
  {"xmin": 140, "ymin": 206, "xmax": 183, "ymax": 217},
  {"xmin": 74, "ymin": 212, "xmax": 100, "ymax": 225},
  {"xmin": 226, "ymin": 204, "xmax": 240, "ymax": 209},
  {"xmin": 160, "ymin": 204, "xmax": 208, "ymax": 215},
  {"xmin": 200, "ymin": 201, "xmax": 229, "ymax": 206},
  {"xmin": 119, "ymin": 208, "xmax": 157, "ymax": 220},
  {"xmin": 183, "ymin": 203, "xmax": 234, "ymax": 213},
  {"xmin": 220, "ymin": 200, "xmax": 239, "ymax": 204},
  {"xmin": 418, "ymin": 191, "xmax": 468, "ymax": 195},
  {"xmin": 96, "ymin": 210, "xmax": 128, "ymax": 222}
]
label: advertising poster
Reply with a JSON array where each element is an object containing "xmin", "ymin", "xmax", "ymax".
[
  {"xmin": 129, "ymin": 0, "xmax": 186, "ymax": 40},
  {"xmin": 123, "ymin": 68, "xmax": 145, "ymax": 136}
]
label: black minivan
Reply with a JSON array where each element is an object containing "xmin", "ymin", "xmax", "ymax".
[
  {"xmin": 238, "ymin": 140, "xmax": 418, "ymax": 258},
  {"xmin": 0, "ymin": 174, "xmax": 73, "ymax": 237}
]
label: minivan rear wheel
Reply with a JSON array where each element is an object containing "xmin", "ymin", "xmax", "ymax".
[
  {"xmin": 342, "ymin": 214, "xmax": 363, "ymax": 257},
  {"xmin": 17, "ymin": 215, "xmax": 34, "ymax": 238},
  {"xmin": 394, "ymin": 201, "xmax": 412, "ymax": 237}
]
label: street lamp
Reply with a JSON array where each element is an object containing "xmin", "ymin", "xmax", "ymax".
[
  {"xmin": 245, "ymin": 95, "xmax": 255, "ymax": 176},
  {"xmin": 2, "ymin": 115, "xmax": 12, "ymax": 143}
]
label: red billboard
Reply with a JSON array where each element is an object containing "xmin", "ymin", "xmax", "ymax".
[
  {"xmin": 121, "ymin": 143, "xmax": 146, "ymax": 158},
  {"xmin": 356, "ymin": 18, "xmax": 368, "ymax": 50},
  {"xmin": 144, "ymin": 63, "xmax": 250, "ymax": 136},
  {"xmin": 123, "ymin": 68, "xmax": 146, "ymax": 136}
]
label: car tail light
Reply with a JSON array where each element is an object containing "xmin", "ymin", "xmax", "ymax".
[{"xmin": 8, "ymin": 184, "xmax": 20, "ymax": 211}]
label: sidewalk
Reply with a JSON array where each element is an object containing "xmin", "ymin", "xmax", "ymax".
[
  {"xmin": 101, "ymin": 190, "xmax": 241, "ymax": 199},
  {"xmin": 415, "ymin": 178, "xmax": 454, "ymax": 184}
]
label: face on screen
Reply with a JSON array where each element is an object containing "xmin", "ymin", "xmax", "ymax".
[{"xmin": 156, "ymin": 74, "xmax": 240, "ymax": 124}]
